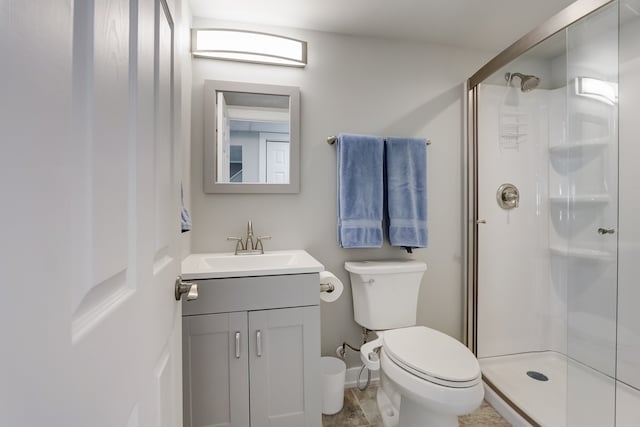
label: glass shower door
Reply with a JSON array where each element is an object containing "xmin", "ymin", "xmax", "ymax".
[
  {"xmin": 563, "ymin": 3, "xmax": 618, "ymax": 426},
  {"xmin": 616, "ymin": 1, "xmax": 640, "ymax": 423}
]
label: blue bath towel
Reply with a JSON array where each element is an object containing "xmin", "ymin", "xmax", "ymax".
[
  {"xmin": 337, "ymin": 133, "xmax": 384, "ymax": 248},
  {"xmin": 385, "ymin": 137, "xmax": 428, "ymax": 248}
]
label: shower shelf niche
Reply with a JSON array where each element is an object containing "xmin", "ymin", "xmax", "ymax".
[
  {"xmin": 549, "ymin": 246, "xmax": 614, "ymax": 261},
  {"xmin": 548, "ymin": 137, "xmax": 610, "ymax": 154},
  {"xmin": 549, "ymin": 194, "xmax": 610, "ymax": 205}
]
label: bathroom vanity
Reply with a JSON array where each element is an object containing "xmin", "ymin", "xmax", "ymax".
[{"xmin": 180, "ymin": 251, "xmax": 323, "ymax": 427}]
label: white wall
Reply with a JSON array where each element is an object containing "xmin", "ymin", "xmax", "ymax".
[
  {"xmin": 189, "ymin": 18, "xmax": 489, "ymax": 365},
  {"xmin": 229, "ymin": 131, "xmax": 260, "ymax": 182}
]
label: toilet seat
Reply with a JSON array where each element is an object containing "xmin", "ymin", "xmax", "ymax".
[{"xmin": 382, "ymin": 326, "xmax": 481, "ymax": 388}]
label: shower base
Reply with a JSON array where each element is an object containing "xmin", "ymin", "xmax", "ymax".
[{"xmin": 479, "ymin": 351, "xmax": 640, "ymax": 426}]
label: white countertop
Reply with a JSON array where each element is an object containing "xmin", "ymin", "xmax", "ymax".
[{"xmin": 181, "ymin": 249, "xmax": 324, "ymax": 280}]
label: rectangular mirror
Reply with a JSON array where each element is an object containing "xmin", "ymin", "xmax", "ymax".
[{"xmin": 204, "ymin": 80, "xmax": 300, "ymax": 193}]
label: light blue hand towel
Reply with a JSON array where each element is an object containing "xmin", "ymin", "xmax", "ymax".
[
  {"xmin": 385, "ymin": 137, "xmax": 428, "ymax": 248},
  {"xmin": 337, "ymin": 133, "xmax": 384, "ymax": 248}
]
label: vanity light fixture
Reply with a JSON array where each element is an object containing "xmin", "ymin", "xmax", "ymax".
[
  {"xmin": 575, "ymin": 76, "xmax": 618, "ymax": 105},
  {"xmin": 191, "ymin": 29, "xmax": 307, "ymax": 67}
]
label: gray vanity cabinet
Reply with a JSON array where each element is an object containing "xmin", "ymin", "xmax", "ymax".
[{"xmin": 182, "ymin": 274, "xmax": 321, "ymax": 427}]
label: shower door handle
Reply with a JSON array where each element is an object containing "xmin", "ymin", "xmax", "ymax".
[
  {"xmin": 597, "ymin": 227, "xmax": 615, "ymax": 235},
  {"xmin": 476, "ymin": 219, "xmax": 486, "ymax": 224}
]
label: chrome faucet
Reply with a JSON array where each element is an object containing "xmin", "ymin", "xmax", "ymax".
[
  {"xmin": 245, "ymin": 220, "xmax": 255, "ymax": 253},
  {"xmin": 227, "ymin": 220, "xmax": 271, "ymax": 255}
]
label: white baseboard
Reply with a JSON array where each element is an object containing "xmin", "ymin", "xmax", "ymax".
[{"xmin": 344, "ymin": 366, "xmax": 380, "ymax": 389}]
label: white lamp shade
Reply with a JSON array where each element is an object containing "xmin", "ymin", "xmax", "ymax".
[{"xmin": 192, "ymin": 29, "xmax": 307, "ymax": 67}]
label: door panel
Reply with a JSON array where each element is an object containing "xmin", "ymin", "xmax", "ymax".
[
  {"xmin": 249, "ymin": 307, "xmax": 321, "ymax": 427},
  {"xmin": 155, "ymin": 0, "xmax": 175, "ymax": 259},
  {"xmin": 71, "ymin": 0, "xmax": 133, "ymax": 341},
  {"xmin": 72, "ymin": 0, "xmax": 182, "ymax": 425},
  {"xmin": 183, "ymin": 312, "xmax": 250, "ymax": 427}
]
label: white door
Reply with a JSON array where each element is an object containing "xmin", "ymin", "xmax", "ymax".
[
  {"xmin": 217, "ymin": 92, "xmax": 231, "ymax": 182},
  {"xmin": 266, "ymin": 141, "xmax": 290, "ymax": 184},
  {"xmin": 1, "ymin": 1, "xmax": 184, "ymax": 426}
]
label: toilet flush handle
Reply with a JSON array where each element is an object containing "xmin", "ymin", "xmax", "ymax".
[{"xmin": 360, "ymin": 335, "xmax": 383, "ymax": 371}]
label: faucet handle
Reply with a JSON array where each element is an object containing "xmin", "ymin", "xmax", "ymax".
[
  {"xmin": 227, "ymin": 237, "xmax": 245, "ymax": 254},
  {"xmin": 255, "ymin": 236, "xmax": 271, "ymax": 254}
]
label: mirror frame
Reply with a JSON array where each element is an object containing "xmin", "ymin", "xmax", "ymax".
[{"xmin": 204, "ymin": 79, "xmax": 300, "ymax": 193}]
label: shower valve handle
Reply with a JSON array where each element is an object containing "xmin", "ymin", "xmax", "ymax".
[{"xmin": 496, "ymin": 183, "xmax": 519, "ymax": 210}]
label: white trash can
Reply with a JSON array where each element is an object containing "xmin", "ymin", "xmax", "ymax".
[{"xmin": 321, "ymin": 356, "xmax": 346, "ymax": 415}]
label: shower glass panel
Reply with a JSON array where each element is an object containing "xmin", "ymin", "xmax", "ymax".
[
  {"xmin": 474, "ymin": 2, "xmax": 619, "ymax": 426},
  {"xmin": 565, "ymin": 5, "xmax": 618, "ymax": 425},
  {"xmin": 617, "ymin": 1, "xmax": 640, "ymax": 424}
]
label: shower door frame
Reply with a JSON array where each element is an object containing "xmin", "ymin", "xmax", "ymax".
[{"xmin": 464, "ymin": 0, "xmax": 614, "ymax": 422}]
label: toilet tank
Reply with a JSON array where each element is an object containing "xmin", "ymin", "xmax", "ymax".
[{"xmin": 345, "ymin": 260, "xmax": 427, "ymax": 330}]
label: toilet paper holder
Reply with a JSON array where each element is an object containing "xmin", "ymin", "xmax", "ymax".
[
  {"xmin": 320, "ymin": 283, "xmax": 335, "ymax": 293},
  {"xmin": 319, "ymin": 271, "xmax": 343, "ymax": 303}
]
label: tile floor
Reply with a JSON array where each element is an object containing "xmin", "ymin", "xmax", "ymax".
[{"xmin": 322, "ymin": 385, "xmax": 511, "ymax": 427}]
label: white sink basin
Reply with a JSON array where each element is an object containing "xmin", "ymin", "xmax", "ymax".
[{"xmin": 181, "ymin": 250, "xmax": 324, "ymax": 280}]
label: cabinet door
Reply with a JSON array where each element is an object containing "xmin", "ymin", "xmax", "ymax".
[
  {"xmin": 249, "ymin": 306, "xmax": 321, "ymax": 427},
  {"xmin": 183, "ymin": 312, "xmax": 250, "ymax": 427}
]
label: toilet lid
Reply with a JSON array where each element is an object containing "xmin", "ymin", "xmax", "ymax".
[{"xmin": 382, "ymin": 326, "xmax": 481, "ymax": 387}]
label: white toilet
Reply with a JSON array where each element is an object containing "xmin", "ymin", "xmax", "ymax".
[{"xmin": 345, "ymin": 260, "xmax": 484, "ymax": 427}]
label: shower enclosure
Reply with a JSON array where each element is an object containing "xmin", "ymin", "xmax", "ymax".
[{"xmin": 466, "ymin": 0, "xmax": 640, "ymax": 425}]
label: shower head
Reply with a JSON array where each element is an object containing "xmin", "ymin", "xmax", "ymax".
[{"xmin": 505, "ymin": 72, "xmax": 541, "ymax": 92}]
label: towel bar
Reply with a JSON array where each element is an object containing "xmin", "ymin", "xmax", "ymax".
[{"xmin": 326, "ymin": 135, "xmax": 431, "ymax": 145}]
